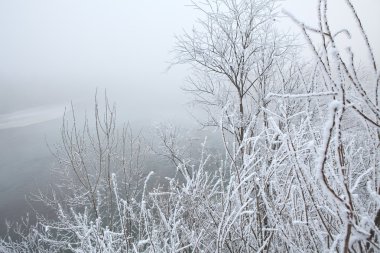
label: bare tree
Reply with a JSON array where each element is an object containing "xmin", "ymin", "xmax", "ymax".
[{"xmin": 174, "ymin": 0, "xmax": 294, "ymax": 148}]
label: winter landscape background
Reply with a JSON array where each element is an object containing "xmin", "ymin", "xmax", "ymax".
[{"xmin": 0, "ymin": 0, "xmax": 379, "ymax": 252}]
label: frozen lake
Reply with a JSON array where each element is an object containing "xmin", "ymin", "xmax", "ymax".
[{"xmin": 0, "ymin": 118, "xmax": 60, "ymax": 236}]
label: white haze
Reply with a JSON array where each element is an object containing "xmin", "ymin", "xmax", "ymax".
[
  {"xmin": 0, "ymin": 104, "xmax": 69, "ymax": 130},
  {"xmin": 0, "ymin": 0, "xmax": 378, "ymax": 121},
  {"xmin": 0, "ymin": 0, "xmax": 379, "ymax": 237}
]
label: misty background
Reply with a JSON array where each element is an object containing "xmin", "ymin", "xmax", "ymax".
[{"xmin": 0, "ymin": 0, "xmax": 379, "ymax": 235}]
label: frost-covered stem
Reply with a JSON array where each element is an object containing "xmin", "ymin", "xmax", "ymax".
[
  {"xmin": 140, "ymin": 171, "xmax": 155, "ymax": 253},
  {"xmin": 344, "ymin": 0, "xmax": 377, "ymax": 74},
  {"xmin": 285, "ymin": 129, "xmax": 334, "ymax": 242},
  {"xmin": 318, "ymin": 0, "xmax": 330, "ymax": 73},
  {"xmin": 317, "ymin": 101, "xmax": 344, "ymax": 204}
]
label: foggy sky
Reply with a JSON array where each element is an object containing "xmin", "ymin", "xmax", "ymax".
[
  {"xmin": 0, "ymin": 0, "xmax": 198, "ymax": 126},
  {"xmin": 0, "ymin": 0, "xmax": 379, "ymax": 127}
]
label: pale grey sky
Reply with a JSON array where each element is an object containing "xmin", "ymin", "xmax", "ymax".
[
  {"xmin": 0, "ymin": 0, "xmax": 197, "ymax": 125},
  {"xmin": 0, "ymin": 0, "xmax": 379, "ymax": 127}
]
